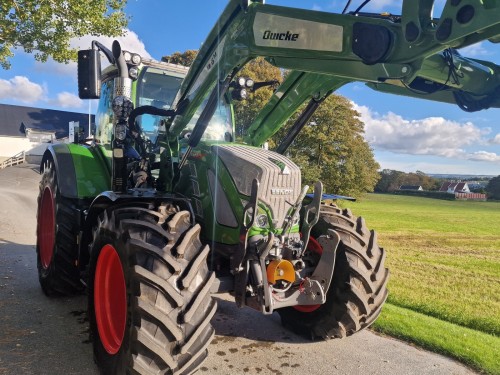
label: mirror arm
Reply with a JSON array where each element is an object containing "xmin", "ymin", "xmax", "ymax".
[{"xmin": 92, "ymin": 40, "xmax": 115, "ymax": 65}]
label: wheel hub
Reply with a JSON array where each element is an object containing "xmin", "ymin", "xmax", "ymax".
[{"xmin": 94, "ymin": 244, "xmax": 127, "ymax": 355}]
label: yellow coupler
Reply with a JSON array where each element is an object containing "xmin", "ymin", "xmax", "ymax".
[{"xmin": 266, "ymin": 259, "xmax": 295, "ymax": 284}]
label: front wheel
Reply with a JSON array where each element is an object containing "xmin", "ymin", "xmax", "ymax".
[
  {"xmin": 88, "ymin": 202, "xmax": 216, "ymax": 374},
  {"xmin": 36, "ymin": 159, "xmax": 82, "ymax": 295},
  {"xmin": 279, "ymin": 204, "xmax": 389, "ymax": 339}
]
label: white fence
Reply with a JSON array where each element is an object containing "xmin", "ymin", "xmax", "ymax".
[{"xmin": 0, "ymin": 151, "xmax": 26, "ymax": 169}]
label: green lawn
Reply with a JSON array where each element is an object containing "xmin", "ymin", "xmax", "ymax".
[{"xmin": 346, "ymin": 194, "xmax": 500, "ymax": 374}]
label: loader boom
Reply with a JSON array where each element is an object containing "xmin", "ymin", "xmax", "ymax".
[{"xmin": 168, "ymin": 0, "xmax": 500, "ymax": 147}]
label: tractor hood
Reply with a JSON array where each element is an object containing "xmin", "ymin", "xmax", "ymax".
[{"xmin": 213, "ymin": 144, "xmax": 301, "ymax": 228}]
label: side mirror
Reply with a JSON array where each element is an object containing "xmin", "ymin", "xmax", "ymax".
[{"xmin": 77, "ymin": 49, "xmax": 101, "ymax": 99}]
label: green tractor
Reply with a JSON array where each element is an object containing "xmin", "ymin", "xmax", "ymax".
[{"xmin": 36, "ymin": 0, "xmax": 500, "ymax": 373}]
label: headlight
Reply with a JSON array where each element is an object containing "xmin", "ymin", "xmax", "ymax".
[
  {"xmin": 256, "ymin": 214, "xmax": 269, "ymax": 228},
  {"xmin": 114, "ymin": 123, "xmax": 127, "ymax": 141},
  {"xmin": 112, "ymin": 96, "xmax": 134, "ymax": 119},
  {"xmin": 129, "ymin": 67, "xmax": 139, "ymax": 80},
  {"xmin": 123, "ymin": 51, "xmax": 132, "ymax": 62},
  {"xmin": 131, "ymin": 54, "xmax": 142, "ymax": 65},
  {"xmin": 237, "ymin": 77, "xmax": 246, "ymax": 87},
  {"xmin": 231, "ymin": 88, "xmax": 247, "ymax": 101}
]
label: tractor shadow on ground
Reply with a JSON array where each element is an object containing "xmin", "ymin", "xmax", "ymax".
[{"xmin": 211, "ymin": 295, "xmax": 311, "ymax": 345}]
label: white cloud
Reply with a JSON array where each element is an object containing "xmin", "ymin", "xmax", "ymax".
[
  {"xmin": 354, "ymin": 103, "xmax": 500, "ymax": 165},
  {"xmin": 354, "ymin": 103, "xmax": 483, "ymax": 157},
  {"xmin": 459, "ymin": 42, "xmax": 491, "ymax": 57},
  {"xmin": 0, "ymin": 76, "xmax": 45, "ymax": 103},
  {"xmin": 467, "ymin": 151, "xmax": 500, "ymax": 162},
  {"xmin": 35, "ymin": 28, "xmax": 152, "ymax": 76},
  {"xmin": 51, "ymin": 92, "xmax": 84, "ymax": 108},
  {"xmin": 490, "ymin": 134, "xmax": 500, "ymax": 145}
]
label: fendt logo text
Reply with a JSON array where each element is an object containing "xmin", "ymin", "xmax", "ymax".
[
  {"xmin": 263, "ymin": 30, "xmax": 299, "ymax": 41},
  {"xmin": 271, "ymin": 188, "xmax": 293, "ymax": 195}
]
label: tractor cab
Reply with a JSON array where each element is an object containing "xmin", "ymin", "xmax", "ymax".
[
  {"xmin": 93, "ymin": 59, "xmax": 188, "ymax": 146},
  {"xmin": 91, "ymin": 56, "xmax": 234, "ymax": 153}
]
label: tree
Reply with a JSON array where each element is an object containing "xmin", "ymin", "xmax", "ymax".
[
  {"xmin": 0, "ymin": 0, "xmax": 127, "ymax": 69},
  {"xmin": 161, "ymin": 50, "xmax": 198, "ymax": 67},
  {"xmin": 375, "ymin": 169, "xmax": 406, "ymax": 192},
  {"xmin": 486, "ymin": 176, "xmax": 500, "ymax": 200},
  {"xmin": 375, "ymin": 169, "xmax": 440, "ymax": 192},
  {"xmin": 275, "ymin": 94, "xmax": 380, "ymax": 198}
]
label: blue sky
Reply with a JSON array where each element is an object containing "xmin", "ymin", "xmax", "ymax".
[{"xmin": 1, "ymin": 0, "xmax": 499, "ymax": 175}]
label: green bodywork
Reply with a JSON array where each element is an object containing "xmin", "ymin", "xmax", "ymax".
[
  {"xmin": 53, "ymin": 0, "xmax": 500, "ymax": 248},
  {"xmin": 67, "ymin": 144, "xmax": 110, "ymax": 197},
  {"xmin": 44, "ymin": 143, "xmax": 109, "ymax": 199}
]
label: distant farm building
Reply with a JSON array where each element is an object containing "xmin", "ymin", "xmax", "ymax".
[
  {"xmin": 439, "ymin": 182, "xmax": 470, "ymax": 193},
  {"xmin": 0, "ymin": 103, "xmax": 93, "ymax": 165},
  {"xmin": 439, "ymin": 181, "xmax": 486, "ymax": 201},
  {"xmin": 399, "ymin": 185, "xmax": 423, "ymax": 191}
]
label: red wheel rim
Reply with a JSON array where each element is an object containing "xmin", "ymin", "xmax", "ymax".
[
  {"xmin": 94, "ymin": 244, "xmax": 127, "ymax": 355},
  {"xmin": 39, "ymin": 187, "xmax": 55, "ymax": 269},
  {"xmin": 294, "ymin": 236, "xmax": 323, "ymax": 313}
]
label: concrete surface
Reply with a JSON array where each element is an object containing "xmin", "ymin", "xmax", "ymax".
[{"xmin": 0, "ymin": 164, "xmax": 477, "ymax": 375}]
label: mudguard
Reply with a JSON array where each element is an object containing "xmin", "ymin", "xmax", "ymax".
[
  {"xmin": 40, "ymin": 143, "xmax": 110, "ymax": 199},
  {"xmin": 78, "ymin": 191, "xmax": 195, "ymax": 266}
]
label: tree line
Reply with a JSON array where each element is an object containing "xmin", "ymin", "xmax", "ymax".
[
  {"xmin": 375, "ymin": 169, "xmax": 441, "ymax": 193},
  {"xmin": 486, "ymin": 176, "xmax": 500, "ymax": 200},
  {"xmin": 376, "ymin": 168, "xmax": 500, "ymax": 200}
]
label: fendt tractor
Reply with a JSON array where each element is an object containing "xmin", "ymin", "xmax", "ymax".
[{"xmin": 36, "ymin": 0, "xmax": 500, "ymax": 373}]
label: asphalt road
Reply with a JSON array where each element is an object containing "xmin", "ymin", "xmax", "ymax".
[{"xmin": 0, "ymin": 164, "xmax": 476, "ymax": 375}]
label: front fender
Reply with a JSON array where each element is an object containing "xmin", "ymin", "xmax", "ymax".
[
  {"xmin": 41, "ymin": 143, "xmax": 110, "ymax": 199},
  {"xmin": 78, "ymin": 192, "xmax": 195, "ymax": 268}
]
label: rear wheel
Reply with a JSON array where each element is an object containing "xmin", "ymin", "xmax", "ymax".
[
  {"xmin": 279, "ymin": 204, "xmax": 389, "ymax": 339},
  {"xmin": 88, "ymin": 202, "xmax": 216, "ymax": 374},
  {"xmin": 36, "ymin": 159, "xmax": 82, "ymax": 295}
]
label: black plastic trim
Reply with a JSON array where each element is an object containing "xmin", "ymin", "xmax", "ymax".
[{"xmin": 41, "ymin": 144, "xmax": 78, "ymax": 198}]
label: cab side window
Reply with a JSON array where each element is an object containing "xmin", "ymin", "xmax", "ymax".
[{"xmin": 95, "ymin": 80, "xmax": 114, "ymax": 144}]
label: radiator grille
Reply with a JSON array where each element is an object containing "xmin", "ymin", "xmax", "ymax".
[{"xmin": 214, "ymin": 145, "xmax": 301, "ymax": 227}]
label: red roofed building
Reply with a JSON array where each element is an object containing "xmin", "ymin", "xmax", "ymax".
[
  {"xmin": 439, "ymin": 181, "xmax": 486, "ymax": 201},
  {"xmin": 439, "ymin": 182, "xmax": 470, "ymax": 194}
]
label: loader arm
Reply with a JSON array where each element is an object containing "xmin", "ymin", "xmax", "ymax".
[{"xmin": 168, "ymin": 0, "xmax": 500, "ymax": 144}]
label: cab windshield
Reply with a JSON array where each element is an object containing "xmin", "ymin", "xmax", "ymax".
[
  {"xmin": 137, "ymin": 67, "xmax": 183, "ymax": 109},
  {"xmin": 135, "ymin": 67, "xmax": 183, "ymax": 143},
  {"xmin": 137, "ymin": 67, "xmax": 233, "ymax": 143},
  {"xmin": 183, "ymin": 98, "xmax": 233, "ymax": 142}
]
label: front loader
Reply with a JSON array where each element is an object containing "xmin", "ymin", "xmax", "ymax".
[{"xmin": 36, "ymin": 1, "xmax": 500, "ymax": 374}]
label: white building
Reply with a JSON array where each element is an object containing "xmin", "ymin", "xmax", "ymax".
[{"xmin": 0, "ymin": 103, "xmax": 92, "ymax": 164}]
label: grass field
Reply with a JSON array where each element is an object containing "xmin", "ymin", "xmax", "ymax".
[{"xmin": 346, "ymin": 194, "xmax": 500, "ymax": 374}]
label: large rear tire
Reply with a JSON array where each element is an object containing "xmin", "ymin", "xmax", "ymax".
[
  {"xmin": 88, "ymin": 202, "xmax": 216, "ymax": 375},
  {"xmin": 279, "ymin": 204, "xmax": 389, "ymax": 339},
  {"xmin": 36, "ymin": 159, "xmax": 82, "ymax": 295}
]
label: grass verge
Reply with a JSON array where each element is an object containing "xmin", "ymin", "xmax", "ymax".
[
  {"xmin": 340, "ymin": 194, "xmax": 500, "ymax": 373},
  {"xmin": 347, "ymin": 194, "xmax": 500, "ymax": 336},
  {"xmin": 373, "ymin": 303, "xmax": 500, "ymax": 375}
]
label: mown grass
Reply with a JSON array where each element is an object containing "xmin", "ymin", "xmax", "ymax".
[
  {"xmin": 346, "ymin": 194, "xmax": 500, "ymax": 373},
  {"xmin": 373, "ymin": 304, "xmax": 500, "ymax": 374}
]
